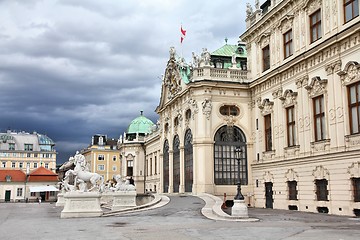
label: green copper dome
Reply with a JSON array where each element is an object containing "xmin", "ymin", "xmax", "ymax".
[{"xmin": 126, "ymin": 111, "xmax": 154, "ymax": 134}]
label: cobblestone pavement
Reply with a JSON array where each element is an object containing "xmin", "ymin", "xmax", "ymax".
[{"xmin": 0, "ymin": 195, "xmax": 359, "ymax": 240}]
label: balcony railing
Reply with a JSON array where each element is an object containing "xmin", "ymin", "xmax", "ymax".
[{"xmin": 192, "ymin": 66, "xmax": 248, "ymax": 83}]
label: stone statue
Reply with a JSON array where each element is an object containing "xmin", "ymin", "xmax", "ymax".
[
  {"xmin": 246, "ymin": 3, "xmax": 253, "ymax": 17},
  {"xmin": 202, "ymin": 98, "xmax": 212, "ymax": 120},
  {"xmin": 201, "ymin": 48, "xmax": 211, "ymax": 66},
  {"xmin": 232, "ymin": 53, "xmax": 237, "ymax": 67},
  {"xmin": 63, "ymin": 151, "xmax": 104, "ymax": 192},
  {"xmin": 255, "ymin": 0, "xmax": 260, "ymax": 10},
  {"xmin": 169, "ymin": 47, "xmax": 176, "ymax": 59},
  {"xmin": 110, "ymin": 174, "xmax": 136, "ymax": 192},
  {"xmin": 192, "ymin": 52, "xmax": 200, "ymax": 68}
]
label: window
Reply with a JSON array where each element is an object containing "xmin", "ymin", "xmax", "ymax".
[
  {"xmin": 2, "ymin": 162, "xmax": 6, "ymax": 168},
  {"xmin": 264, "ymin": 114, "xmax": 272, "ymax": 151},
  {"xmin": 214, "ymin": 126, "xmax": 248, "ymax": 185},
  {"xmin": 150, "ymin": 157, "xmax": 152, "ymax": 176},
  {"xmin": 34, "ymin": 153, "xmax": 38, "ymax": 158},
  {"xmin": 12, "ymin": 162, "xmax": 16, "ymax": 168},
  {"xmin": 27, "ymin": 153, "xmax": 31, "ymax": 158},
  {"xmin": 283, "ymin": 29, "xmax": 293, "ymax": 59},
  {"xmin": 286, "ymin": 106, "xmax": 296, "ymax": 146},
  {"xmin": 98, "ymin": 154, "xmax": 105, "ymax": 161},
  {"xmin": 33, "ymin": 162, "xmax": 38, "ymax": 168},
  {"xmin": 19, "ymin": 162, "xmax": 23, "ymax": 168},
  {"xmin": 24, "ymin": 144, "xmax": 33, "ymax": 151},
  {"xmin": 262, "ymin": 45, "xmax": 270, "ymax": 71},
  {"xmin": 313, "ymin": 95, "xmax": 326, "ymax": 141},
  {"xmin": 9, "ymin": 143, "xmax": 15, "ymax": 151},
  {"xmin": 26, "ymin": 162, "xmax": 30, "ymax": 168},
  {"xmin": 45, "ymin": 163, "xmax": 49, "ymax": 169},
  {"xmin": 127, "ymin": 160, "xmax": 133, "ymax": 176},
  {"xmin": 154, "ymin": 156, "xmax": 157, "ymax": 175},
  {"xmin": 315, "ymin": 179, "xmax": 328, "ymax": 201},
  {"xmin": 348, "ymin": 82, "xmax": 360, "ymax": 134},
  {"xmin": 31, "ymin": 192, "xmax": 36, "ymax": 197},
  {"xmin": 288, "ymin": 181, "xmax": 298, "ymax": 200},
  {"xmin": 113, "ymin": 156, "xmax": 117, "ymax": 161},
  {"xmin": 98, "ymin": 164, "xmax": 105, "ymax": 171},
  {"xmin": 174, "ymin": 117, "xmax": 179, "ymax": 127},
  {"xmin": 353, "ymin": 178, "xmax": 360, "ymax": 202},
  {"xmin": 310, "ymin": 9, "xmax": 322, "ymax": 43},
  {"xmin": 17, "ymin": 188, "xmax": 23, "ymax": 197},
  {"xmin": 112, "ymin": 165, "xmax": 117, "ymax": 171},
  {"xmin": 344, "ymin": 0, "xmax": 359, "ymax": 23},
  {"xmin": 164, "ymin": 123, "xmax": 169, "ymax": 133},
  {"xmin": 219, "ymin": 105, "xmax": 240, "ymax": 116},
  {"xmin": 50, "ymin": 191, "xmax": 55, "ymax": 197}
]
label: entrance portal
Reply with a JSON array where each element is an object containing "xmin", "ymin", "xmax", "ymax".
[
  {"xmin": 5, "ymin": 190, "xmax": 11, "ymax": 202},
  {"xmin": 265, "ymin": 182, "xmax": 273, "ymax": 209}
]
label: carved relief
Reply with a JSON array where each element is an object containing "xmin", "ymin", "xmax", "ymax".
[
  {"xmin": 285, "ymin": 169, "xmax": 299, "ymax": 181},
  {"xmin": 305, "ymin": 76, "xmax": 328, "ymax": 98},
  {"xmin": 311, "ymin": 139, "xmax": 330, "ymax": 153},
  {"xmin": 263, "ymin": 170, "xmax": 274, "ymax": 182},
  {"xmin": 280, "ymin": 89, "xmax": 298, "ymax": 108},
  {"xmin": 296, "ymin": 75, "xmax": 308, "ymax": 88},
  {"xmin": 345, "ymin": 134, "xmax": 360, "ymax": 148},
  {"xmin": 304, "ymin": 0, "xmax": 322, "ymax": 14},
  {"xmin": 258, "ymin": 98, "xmax": 274, "ymax": 116},
  {"xmin": 312, "ymin": 165, "xmax": 330, "ymax": 179},
  {"xmin": 337, "ymin": 61, "xmax": 360, "ymax": 86},
  {"xmin": 277, "ymin": 15, "xmax": 294, "ymax": 33},
  {"xmin": 284, "ymin": 146, "xmax": 300, "ymax": 158},
  {"xmin": 347, "ymin": 162, "xmax": 360, "ymax": 178},
  {"xmin": 188, "ymin": 98, "xmax": 199, "ymax": 119},
  {"xmin": 272, "ymin": 87, "xmax": 283, "ymax": 99},
  {"xmin": 257, "ymin": 32, "xmax": 271, "ymax": 49},
  {"xmin": 325, "ymin": 60, "xmax": 342, "ymax": 75},
  {"xmin": 202, "ymin": 98, "xmax": 212, "ymax": 120},
  {"xmin": 262, "ymin": 150, "xmax": 275, "ymax": 160}
]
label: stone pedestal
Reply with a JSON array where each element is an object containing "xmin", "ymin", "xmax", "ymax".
[
  {"xmin": 61, "ymin": 192, "xmax": 103, "ymax": 218},
  {"xmin": 55, "ymin": 193, "xmax": 65, "ymax": 207},
  {"xmin": 112, "ymin": 191, "xmax": 137, "ymax": 211},
  {"xmin": 231, "ymin": 199, "xmax": 249, "ymax": 218}
]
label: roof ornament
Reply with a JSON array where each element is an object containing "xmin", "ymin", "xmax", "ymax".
[
  {"xmin": 225, "ymin": 37, "xmax": 228, "ymax": 44},
  {"xmin": 140, "ymin": 110, "xmax": 143, "ymax": 116}
]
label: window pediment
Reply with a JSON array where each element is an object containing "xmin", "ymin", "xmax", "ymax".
[
  {"xmin": 257, "ymin": 32, "xmax": 271, "ymax": 49},
  {"xmin": 303, "ymin": 0, "xmax": 322, "ymax": 14},
  {"xmin": 258, "ymin": 98, "xmax": 274, "ymax": 115},
  {"xmin": 337, "ymin": 61, "xmax": 360, "ymax": 86},
  {"xmin": 280, "ymin": 89, "xmax": 298, "ymax": 108},
  {"xmin": 312, "ymin": 165, "xmax": 329, "ymax": 179},
  {"xmin": 277, "ymin": 15, "xmax": 294, "ymax": 33},
  {"xmin": 305, "ymin": 76, "xmax": 327, "ymax": 98}
]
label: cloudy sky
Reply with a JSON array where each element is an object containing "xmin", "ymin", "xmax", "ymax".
[{"xmin": 0, "ymin": 0, "xmax": 255, "ymax": 163}]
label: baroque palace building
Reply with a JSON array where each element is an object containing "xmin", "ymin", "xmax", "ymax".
[{"xmin": 118, "ymin": 0, "xmax": 360, "ymax": 216}]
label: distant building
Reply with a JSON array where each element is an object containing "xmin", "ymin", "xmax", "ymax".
[
  {"xmin": 81, "ymin": 134, "xmax": 120, "ymax": 181},
  {"xmin": 0, "ymin": 130, "xmax": 57, "ymax": 173},
  {"xmin": 0, "ymin": 166, "xmax": 59, "ymax": 202}
]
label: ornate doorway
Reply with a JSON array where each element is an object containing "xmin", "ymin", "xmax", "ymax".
[{"xmin": 184, "ymin": 129, "xmax": 193, "ymax": 192}]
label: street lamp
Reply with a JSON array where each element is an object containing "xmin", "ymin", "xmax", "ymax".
[{"xmin": 234, "ymin": 146, "xmax": 244, "ymax": 200}]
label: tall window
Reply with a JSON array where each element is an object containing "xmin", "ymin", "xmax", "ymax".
[
  {"xmin": 173, "ymin": 135, "xmax": 180, "ymax": 192},
  {"xmin": 262, "ymin": 45, "xmax": 270, "ymax": 71},
  {"xmin": 184, "ymin": 129, "xmax": 193, "ymax": 192},
  {"xmin": 34, "ymin": 162, "xmax": 38, "ymax": 168},
  {"xmin": 264, "ymin": 114, "xmax": 272, "ymax": 151},
  {"xmin": 98, "ymin": 154, "xmax": 105, "ymax": 161},
  {"xmin": 344, "ymin": 0, "xmax": 359, "ymax": 23},
  {"xmin": 283, "ymin": 29, "xmax": 293, "ymax": 59},
  {"xmin": 150, "ymin": 158, "xmax": 152, "ymax": 176},
  {"xmin": 19, "ymin": 162, "xmax": 23, "ymax": 168},
  {"xmin": 45, "ymin": 163, "xmax": 49, "ymax": 169},
  {"xmin": 214, "ymin": 126, "xmax": 248, "ymax": 185},
  {"xmin": 286, "ymin": 106, "xmax": 296, "ymax": 146},
  {"xmin": 315, "ymin": 179, "xmax": 328, "ymax": 201},
  {"xmin": 348, "ymin": 82, "xmax": 360, "ymax": 134},
  {"xmin": 310, "ymin": 9, "xmax": 322, "ymax": 43},
  {"xmin": 8, "ymin": 143, "xmax": 15, "ymax": 150},
  {"xmin": 1, "ymin": 162, "xmax": 5, "ymax": 168},
  {"xmin": 12, "ymin": 162, "xmax": 16, "ymax": 168},
  {"xmin": 163, "ymin": 140, "xmax": 169, "ymax": 193},
  {"xmin": 288, "ymin": 181, "xmax": 298, "ymax": 200},
  {"xmin": 127, "ymin": 160, "xmax": 133, "ymax": 176},
  {"xmin": 154, "ymin": 156, "xmax": 157, "ymax": 175},
  {"xmin": 98, "ymin": 164, "xmax": 105, "ymax": 171},
  {"xmin": 353, "ymin": 178, "xmax": 360, "ymax": 202},
  {"xmin": 313, "ymin": 95, "xmax": 326, "ymax": 141}
]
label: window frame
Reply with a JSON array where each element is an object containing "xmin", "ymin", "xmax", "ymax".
[
  {"xmin": 313, "ymin": 95, "xmax": 326, "ymax": 141},
  {"xmin": 98, "ymin": 154, "xmax": 105, "ymax": 161},
  {"xmin": 348, "ymin": 82, "xmax": 360, "ymax": 134},
  {"xmin": 97, "ymin": 164, "xmax": 105, "ymax": 171},
  {"xmin": 352, "ymin": 177, "xmax": 360, "ymax": 202},
  {"xmin": 17, "ymin": 188, "xmax": 23, "ymax": 197},
  {"xmin": 315, "ymin": 179, "xmax": 328, "ymax": 201},
  {"xmin": 344, "ymin": 0, "xmax": 359, "ymax": 23},
  {"xmin": 283, "ymin": 29, "xmax": 293, "ymax": 59},
  {"xmin": 262, "ymin": 45, "xmax": 270, "ymax": 72},
  {"xmin": 310, "ymin": 9, "xmax": 322, "ymax": 43},
  {"xmin": 288, "ymin": 180, "xmax": 298, "ymax": 200},
  {"xmin": 264, "ymin": 114, "xmax": 272, "ymax": 151},
  {"xmin": 286, "ymin": 106, "xmax": 296, "ymax": 147}
]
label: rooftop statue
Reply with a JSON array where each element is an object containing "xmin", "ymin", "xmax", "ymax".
[
  {"xmin": 62, "ymin": 151, "xmax": 104, "ymax": 192},
  {"xmin": 246, "ymin": 3, "xmax": 253, "ymax": 17},
  {"xmin": 109, "ymin": 174, "xmax": 136, "ymax": 192}
]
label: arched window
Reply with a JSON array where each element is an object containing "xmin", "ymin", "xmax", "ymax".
[
  {"xmin": 173, "ymin": 135, "xmax": 180, "ymax": 192},
  {"xmin": 184, "ymin": 129, "xmax": 193, "ymax": 192},
  {"xmin": 163, "ymin": 140, "xmax": 169, "ymax": 193},
  {"xmin": 185, "ymin": 109, "xmax": 191, "ymax": 121},
  {"xmin": 214, "ymin": 125, "xmax": 247, "ymax": 185},
  {"xmin": 219, "ymin": 105, "xmax": 240, "ymax": 116}
]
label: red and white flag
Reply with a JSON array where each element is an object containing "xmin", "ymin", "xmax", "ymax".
[{"xmin": 180, "ymin": 25, "xmax": 186, "ymax": 43}]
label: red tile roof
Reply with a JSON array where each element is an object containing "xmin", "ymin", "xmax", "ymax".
[
  {"xmin": 0, "ymin": 170, "xmax": 26, "ymax": 182},
  {"xmin": 28, "ymin": 166, "xmax": 58, "ymax": 182}
]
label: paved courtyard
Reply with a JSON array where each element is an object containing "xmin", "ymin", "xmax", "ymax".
[{"xmin": 0, "ymin": 195, "xmax": 359, "ymax": 240}]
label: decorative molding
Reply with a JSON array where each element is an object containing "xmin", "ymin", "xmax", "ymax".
[
  {"xmin": 258, "ymin": 98, "xmax": 274, "ymax": 116},
  {"xmin": 188, "ymin": 98, "xmax": 199, "ymax": 119},
  {"xmin": 285, "ymin": 168, "xmax": 299, "ymax": 181},
  {"xmin": 279, "ymin": 89, "xmax": 298, "ymax": 108},
  {"xmin": 305, "ymin": 76, "xmax": 328, "ymax": 98},
  {"xmin": 337, "ymin": 61, "xmax": 360, "ymax": 86},
  {"xmin": 272, "ymin": 87, "xmax": 283, "ymax": 99},
  {"xmin": 277, "ymin": 14, "xmax": 294, "ymax": 33},
  {"xmin": 345, "ymin": 134, "xmax": 360, "ymax": 149},
  {"xmin": 312, "ymin": 165, "xmax": 330, "ymax": 180},
  {"xmin": 296, "ymin": 75, "xmax": 308, "ymax": 89},
  {"xmin": 202, "ymin": 98, "xmax": 212, "ymax": 120},
  {"xmin": 325, "ymin": 60, "xmax": 342, "ymax": 75},
  {"xmin": 263, "ymin": 170, "xmax": 274, "ymax": 182},
  {"xmin": 284, "ymin": 145, "xmax": 300, "ymax": 158},
  {"xmin": 257, "ymin": 32, "xmax": 271, "ymax": 49},
  {"xmin": 310, "ymin": 139, "xmax": 331, "ymax": 153},
  {"xmin": 303, "ymin": 0, "xmax": 322, "ymax": 14},
  {"xmin": 347, "ymin": 161, "xmax": 360, "ymax": 178},
  {"xmin": 262, "ymin": 150, "xmax": 275, "ymax": 161}
]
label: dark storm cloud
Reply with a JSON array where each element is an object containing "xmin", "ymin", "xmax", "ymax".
[{"xmin": 0, "ymin": 0, "xmax": 252, "ymax": 163}]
